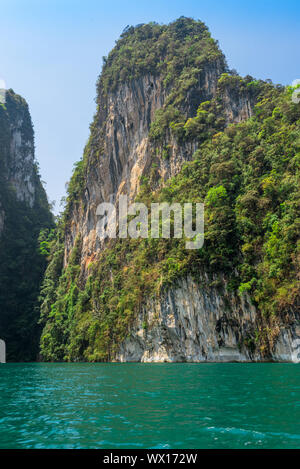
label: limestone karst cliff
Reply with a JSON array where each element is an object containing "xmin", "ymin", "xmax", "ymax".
[
  {"xmin": 39, "ymin": 18, "xmax": 300, "ymax": 362},
  {"xmin": 0, "ymin": 90, "xmax": 53, "ymax": 361}
]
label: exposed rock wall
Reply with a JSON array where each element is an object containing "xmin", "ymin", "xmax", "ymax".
[
  {"xmin": 64, "ymin": 62, "xmax": 255, "ymax": 267},
  {"xmin": 0, "ymin": 90, "xmax": 37, "ymax": 234},
  {"xmin": 116, "ymin": 276, "xmax": 300, "ymax": 363},
  {"xmin": 222, "ymin": 84, "xmax": 254, "ymax": 124},
  {"xmin": 7, "ymin": 117, "xmax": 36, "ymax": 207}
]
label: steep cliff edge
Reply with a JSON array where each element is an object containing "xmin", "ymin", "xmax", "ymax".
[
  {"xmin": 40, "ymin": 18, "xmax": 300, "ymax": 362},
  {"xmin": 0, "ymin": 90, "xmax": 53, "ymax": 361}
]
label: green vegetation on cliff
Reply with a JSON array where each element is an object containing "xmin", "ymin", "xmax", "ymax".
[
  {"xmin": 0, "ymin": 90, "xmax": 53, "ymax": 361},
  {"xmin": 100, "ymin": 17, "xmax": 224, "ymax": 95},
  {"xmin": 63, "ymin": 17, "xmax": 226, "ymax": 221},
  {"xmin": 39, "ymin": 19, "xmax": 300, "ymax": 361}
]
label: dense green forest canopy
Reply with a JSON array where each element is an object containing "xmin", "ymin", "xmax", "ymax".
[{"xmin": 100, "ymin": 17, "xmax": 225, "ymax": 94}]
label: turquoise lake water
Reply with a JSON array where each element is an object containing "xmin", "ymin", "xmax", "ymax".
[{"xmin": 0, "ymin": 363, "xmax": 299, "ymax": 449}]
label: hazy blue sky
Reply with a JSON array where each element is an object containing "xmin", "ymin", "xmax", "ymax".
[{"xmin": 1, "ymin": 0, "xmax": 299, "ymax": 213}]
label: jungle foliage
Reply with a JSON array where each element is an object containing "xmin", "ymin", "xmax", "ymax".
[
  {"xmin": 0, "ymin": 91, "xmax": 54, "ymax": 361},
  {"xmin": 39, "ymin": 19, "xmax": 300, "ymax": 361}
]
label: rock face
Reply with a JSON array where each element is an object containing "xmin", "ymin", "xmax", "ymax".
[
  {"xmin": 116, "ymin": 276, "xmax": 300, "ymax": 363},
  {"xmin": 7, "ymin": 117, "xmax": 36, "ymax": 207},
  {"xmin": 0, "ymin": 90, "xmax": 38, "ymax": 238},
  {"xmin": 0, "ymin": 90, "xmax": 53, "ymax": 361},
  {"xmin": 64, "ymin": 69, "xmax": 256, "ymax": 266},
  {"xmin": 41, "ymin": 18, "xmax": 299, "ymax": 363},
  {"xmin": 0, "ymin": 91, "xmax": 36, "ymax": 210},
  {"xmin": 0, "ymin": 92, "xmax": 36, "ymax": 236},
  {"xmin": 65, "ymin": 64, "xmax": 225, "ymax": 263}
]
